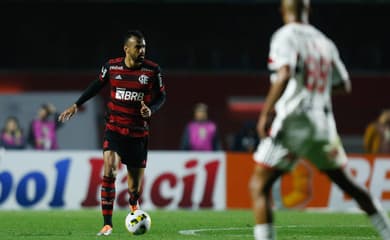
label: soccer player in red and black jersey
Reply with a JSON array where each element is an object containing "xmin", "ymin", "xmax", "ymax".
[{"xmin": 58, "ymin": 30, "xmax": 166, "ymax": 236}]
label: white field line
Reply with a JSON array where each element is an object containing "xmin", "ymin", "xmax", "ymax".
[{"xmin": 178, "ymin": 225, "xmax": 371, "ymax": 236}]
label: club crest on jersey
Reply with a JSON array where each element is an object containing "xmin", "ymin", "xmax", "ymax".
[
  {"xmin": 115, "ymin": 88, "xmax": 144, "ymax": 101},
  {"xmin": 138, "ymin": 74, "xmax": 149, "ymax": 85}
]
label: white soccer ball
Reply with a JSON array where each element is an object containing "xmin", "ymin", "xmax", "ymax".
[{"xmin": 125, "ymin": 210, "xmax": 152, "ymax": 235}]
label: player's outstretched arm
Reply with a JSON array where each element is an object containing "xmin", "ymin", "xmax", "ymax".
[
  {"xmin": 58, "ymin": 104, "xmax": 78, "ymax": 123},
  {"xmin": 58, "ymin": 79, "xmax": 107, "ymax": 123}
]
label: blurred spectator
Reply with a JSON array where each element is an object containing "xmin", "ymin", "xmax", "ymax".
[
  {"xmin": 364, "ymin": 109, "xmax": 390, "ymax": 153},
  {"xmin": 0, "ymin": 116, "xmax": 26, "ymax": 149},
  {"xmin": 231, "ymin": 120, "xmax": 259, "ymax": 152},
  {"xmin": 28, "ymin": 103, "xmax": 63, "ymax": 150},
  {"xmin": 180, "ymin": 102, "xmax": 222, "ymax": 151}
]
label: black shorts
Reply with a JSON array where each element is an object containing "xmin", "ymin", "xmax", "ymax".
[{"xmin": 103, "ymin": 130, "xmax": 148, "ymax": 168}]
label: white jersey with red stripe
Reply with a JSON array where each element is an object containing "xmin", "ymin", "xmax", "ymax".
[{"xmin": 267, "ymin": 22, "xmax": 350, "ymax": 139}]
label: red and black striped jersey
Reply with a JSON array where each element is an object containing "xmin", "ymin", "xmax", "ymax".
[{"xmin": 98, "ymin": 57, "xmax": 166, "ymax": 137}]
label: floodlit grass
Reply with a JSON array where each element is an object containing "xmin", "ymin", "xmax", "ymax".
[{"xmin": 0, "ymin": 209, "xmax": 382, "ymax": 239}]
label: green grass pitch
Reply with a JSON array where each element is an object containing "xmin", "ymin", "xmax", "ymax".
[{"xmin": 0, "ymin": 209, "xmax": 382, "ymax": 239}]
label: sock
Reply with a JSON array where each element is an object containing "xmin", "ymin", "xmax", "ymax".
[
  {"xmin": 129, "ymin": 190, "xmax": 140, "ymax": 206},
  {"xmin": 370, "ymin": 213, "xmax": 390, "ymax": 240},
  {"xmin": 101, "ymin": 176, "xmax": 116, "ymax": 227},
  {"xmin": 254, "ymin": 224, "xmax": 275, "ymax": 240},
  {"xmin": 370, "ymin": 199, "xmax": 390, "ymax": 240}
]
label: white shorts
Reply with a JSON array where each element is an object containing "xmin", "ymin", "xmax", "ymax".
[{"xmin": 253, "ymin": 111, "xmax": 348, "ymax": 171}]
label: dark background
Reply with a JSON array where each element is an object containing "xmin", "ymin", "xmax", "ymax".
[
  {"xmin": 1, "ymin": 1, "xmax": 389, "ymax": 150},
  {"xmin": 1, "ymin": 1, "xmax": 390, "ymax": 71}
]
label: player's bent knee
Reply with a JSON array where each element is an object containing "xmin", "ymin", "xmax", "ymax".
[
  {"xmin": 249, "ymin": 174, "xmax": 267, "ymax": 199},
  {"xmin": 103, "ymin": 162, "xmax": 119, "ymax": 177}
]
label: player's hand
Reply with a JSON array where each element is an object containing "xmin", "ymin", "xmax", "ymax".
[
  {"xmin": 58, "ymin": 104, "xmax": 78, "ymax": 123},
  {"xmin": 140, "ymin": 101, "xmax": 151, "ymax": 118}
]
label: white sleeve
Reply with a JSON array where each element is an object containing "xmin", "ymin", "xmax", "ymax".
[
  {"xmin": 331, "ymin": 41, "xmax": 351, "ymax": 89},
  {"xmin": 268, "ymin": 30, "xmax": 297, "ymax": 83}
]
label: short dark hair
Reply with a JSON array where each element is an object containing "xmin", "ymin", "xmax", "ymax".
[
  {"xmin": 194, "ymin": 102, "xmax": 208, "ymax": 112},
  {"xmin": 41, "ymin": 103, "xmax": 50, "ymax": 112},
  {"xmin": 123, "ymin": 30, "xmax": 145, "ymax": 45}
]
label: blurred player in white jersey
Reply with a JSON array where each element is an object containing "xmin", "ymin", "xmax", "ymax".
[{"xmin": 250, "ymin": 0, "xmax": 390, "ymax": 239}]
